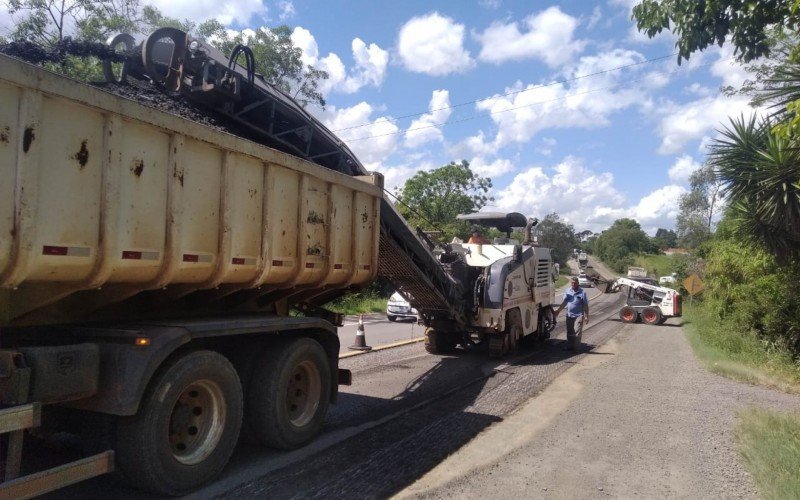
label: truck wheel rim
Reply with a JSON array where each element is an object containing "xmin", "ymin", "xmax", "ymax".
[
  {"xmin": 644, "ymin": 311, "xmax": 656, "ymax": 323},
  {"xmin": 623, "ymin": 310, "xmax": 634, "ymax": 321},
  {"xmin": 169, "ymin": 379, "xmax": 226, "ymax": 465},
  {"xmin": 287, "ymin": 360, "xmax": 322, "ymax": 427}
]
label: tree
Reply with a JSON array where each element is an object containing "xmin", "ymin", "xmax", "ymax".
[
  {"xmin": 631, "ymin": 0, "xmax": 800, "ymax": 64},
  {"xmin": 652, "ymin": 228, "xmax": 678, "ymax": 249},
  {"xmin": 537, "ymin": 213, "xmax": 579, "ymax": 267},
  {"xmin": 594, "ymin": 218, "xmax": 651, "ymax": 272},
  {"xmin": 675, "ymin": 163, "xmax": 724, "ymax": 249},
  {"xmin": 395, "ymin": 160, "xmax": 492, "ymax": 242},
  {"xmin": 709, "ymin": 115, "xmax": 800, "ymax": 263},
  {"xmin": 197, "ymin": 21, "xmax": 328, "ymax": 108}
]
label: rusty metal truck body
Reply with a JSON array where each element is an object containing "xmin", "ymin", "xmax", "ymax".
[{"xmin": 0, "ymin": 52, "xmax": 381, "ymax": 497}]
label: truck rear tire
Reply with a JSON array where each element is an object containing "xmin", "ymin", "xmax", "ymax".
[
  {"xmin": 245, "ymin": 338, "xmax": 331, "ymax": 450},
  {"xmin": 114, "ymin": 350, "xmax": 243, "ymax": 496},
  {"xmin": 424, "ymin": 328, "xmax": 457, "ymax": 354},
  {"xmin": 642, "ymin": 307, "xmax": 662, "ymax": 325},
  {"xmin": 619, "ymin": 306, "xmax": 638, "ymax": 323}
]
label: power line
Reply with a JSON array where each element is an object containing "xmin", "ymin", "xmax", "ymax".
[
  {"xmin": 341, "ymin": 58, "xmax": 731, "ymax": 143},
  {"xmin": 332, "ymin": 52, "xmax": 677, "ymax": 133}
]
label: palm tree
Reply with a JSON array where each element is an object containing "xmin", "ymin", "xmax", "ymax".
[{"xmin": 709, "ymin": 114, "xmax": 800, "ymax": 264}]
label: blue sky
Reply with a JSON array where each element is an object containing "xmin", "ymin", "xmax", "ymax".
[{"xmin": 1, "ymin": 0, "xmax": 756, "ymax": 235}]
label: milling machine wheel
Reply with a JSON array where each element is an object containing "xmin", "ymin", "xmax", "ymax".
[{"xmin": 425, "ymin": 328, "xmax": 458, "ymax": 354}]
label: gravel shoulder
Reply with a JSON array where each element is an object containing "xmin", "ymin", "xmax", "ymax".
[{"xmin": 400, "ymin": 320, "xmax": 800, "ymax": 499}]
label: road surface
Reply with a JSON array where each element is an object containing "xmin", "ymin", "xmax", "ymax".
[{"xmin": 43, "ymin": 271, "xmax": 793, "ymax": 499}]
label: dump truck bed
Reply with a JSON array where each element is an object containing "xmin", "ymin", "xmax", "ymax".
[{"xmin": 0, "ymin": 54, "xmax": 382, "ymax": 326}]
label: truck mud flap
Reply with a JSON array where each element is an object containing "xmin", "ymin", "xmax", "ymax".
[{"xmin": 338, "ymin": 368, "xmax": 352, "ymax": 386}]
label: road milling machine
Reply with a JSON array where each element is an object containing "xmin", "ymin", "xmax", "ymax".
[{"xmin": 413, "ymin": 213, "xmax": 558, "ymax": 358}]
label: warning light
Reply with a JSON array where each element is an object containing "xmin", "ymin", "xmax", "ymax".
[{"xmin": 135, "ymin": 337, "xmax": 151, "ymax": 346}]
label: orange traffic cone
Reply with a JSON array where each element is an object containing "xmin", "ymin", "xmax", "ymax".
[{"xmin": 349, "ymin": 315, "xmax": 372, "ymax": 351}]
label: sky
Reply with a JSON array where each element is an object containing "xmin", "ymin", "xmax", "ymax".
[{"xmin": 0, "ymin": 0, "xmax": 758, "ymax": 235}]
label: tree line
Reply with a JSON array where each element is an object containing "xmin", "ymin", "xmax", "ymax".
[{"xmin": 0, "ymin": 0, "xmax": 329, "ymax": 107}]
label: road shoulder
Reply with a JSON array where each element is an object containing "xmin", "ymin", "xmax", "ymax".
[{"xmin": 398, "ymin": 321, "xmax": 800, "ymax": 499}]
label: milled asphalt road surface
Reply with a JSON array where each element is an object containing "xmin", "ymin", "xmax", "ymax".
[{"xmin": 401, "ymin": 318, "xmax": 800, "ymax": 499}]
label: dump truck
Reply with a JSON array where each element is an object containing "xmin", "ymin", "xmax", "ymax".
[{"xmin": 0, "ymin": 29, "xmax": 557, "ymax": 497}]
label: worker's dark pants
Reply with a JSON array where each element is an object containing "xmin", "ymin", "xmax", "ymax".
[{"xmin": 565, "ymin": 315, "xmax": 583, "ymax": 349}]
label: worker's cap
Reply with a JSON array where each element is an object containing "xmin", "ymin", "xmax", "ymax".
[
  {"xmin": 470, "ymin": 225, "xmax": 481, "ymax": 233},
  {"xmin": 570, "ymin": 276, "xmax": 579, "ymax": 283}
]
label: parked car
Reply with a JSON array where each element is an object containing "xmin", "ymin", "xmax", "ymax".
[
  {"xmin": 578, "ymin": 273, "xmax": 593, "ymax": 288},
  {"xmin": 386, "ymin": 291, "xmax": 418, "ymax": 322},
  {"xmin": 659, "ymin": 273, "xmax": 677, "ymax": 285}
]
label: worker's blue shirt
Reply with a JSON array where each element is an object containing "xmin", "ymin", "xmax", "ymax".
[{"xmin": 563, "ymin": 287, "xmax": 588, "ymax": 317}]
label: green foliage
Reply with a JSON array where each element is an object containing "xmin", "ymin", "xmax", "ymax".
[
  {"xmin": 735, "ymin": 408, "xmax": 800, "ymax": 500},
  {"xmin": 396, "ymin": 160, "xmax": 492, "ymax": 242},
  {"xmin": 537, "ymin": 213, "xmax": 579, "ymax": 267},
  {"xmin": 683, "ymin": 304, "xmax": 800, "ymax": 391},
  {"xmin": 652, "ymin": 228, "xmax": 677, "ymax": 250},
  {"xmin": 594, "ymin": 218, "xmax": 651, "ymax": 272},
  {"xmin": 631, "ymin": 0, "xmax": 800, "ymax": 64},
  {"xmin": 676, "ymin": 163, "xmax": 723, "ymax": 249},
  {"xmin": 326, "ymin": 290, "xmax": 388, "ymax": 315},
  {"xmin": 633, "ymin": 253, "xmax": 683, "ymax": 280},
  {"xmin": 701, "ymin": 236, "xmax": 800, "ymax": 356},
  {"xmin": 710, "ymin": 115, "xmax": 800, "ymax": 264},
  {"xmin": 197, "ymin": 21, "xmax": 328, "ymax": 108}
]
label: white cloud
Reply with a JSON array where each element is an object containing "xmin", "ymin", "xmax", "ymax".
[
  {"xmin": 491, "ymin": 156, "xmax": 686, "ymax": 233},
  {"xmin": 470, "ymin": 157, "xmax": 516, "ymax": 178},
  {"xmin": 629, "ymin": 184, "xmax": 687, "ymax": 233},
  {"xmin": 144, "ymin": 0, "xmax": 266, "ymax": 25},
  {"xmin": 405, "ymin": 90, "xmax": 452, "ymax": 148},
  {"xmin": 291, "ymin": 27, "xmax": 388, "ymax": 95},
  {"xmin": 657, "ymin": 94, "xmax": 754, "ymax": 154},
  {"xmin": 319, "ymin": 103, "xmax": 399, "ymax": 170},
  {"xmin": 397, "ymin": 13, "xmax": 474, "ymax": 76},
  {"xmin": 276, "ymin": 0, "xmax": 295, "ymax": 20},
  {"xmin": 475, "ymin": 7, "xmax": 586, "ymax": 67},
  {"xmin": 459, "ymin": 49, "xmax": 650, "ymax": 155},
  {"xmin": 587, "ymin": 6, "xmax": 603, "ymax": 29},
  {"xmin": 537, "ymin": 137, "xmax": 557, "ymax": 156},
  {"xmin": 711, "ymin": 44, "xmax": 752, "ymax": 90},
  {"xmin": 0, "ymin": 9, "xmax": 13, "ymax": 36},
  {"xmin": 668, "ymin": 155, "xmax": 702, "ymax": 183},
  {"xmin": 494, "ymin": 157, "xmax": 625, "ymax": 231}
]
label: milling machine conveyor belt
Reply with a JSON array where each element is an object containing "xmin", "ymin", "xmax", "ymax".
[{"xmin": 378, "ymin": 199, "xmax": 467, "ymax": 326}]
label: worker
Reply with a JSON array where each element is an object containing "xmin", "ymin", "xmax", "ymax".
[
  {"xmin": 467, "ymin": 226, "xmax": 491, "ymax": 244},
  {"xmin": 554, "ymin": 276, "xmax": 589, "ymax": 350}
]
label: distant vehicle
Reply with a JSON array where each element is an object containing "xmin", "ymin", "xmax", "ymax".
[
  {"xmin": 659, "ymin": 273, "xmax": 677, "ymax": 285},
  {"xmin": 387, "ymin": 292, "xmax": 418, "ymax": 322},
  {"xmin": 578, "ymin": 252, "xmax": 588, "ymax": 267},
  {"xmin": 578, "ymin": 274, "xmax": 593, "ymax": 288},
  {"xmin": 608, "ymin": 277, "xmax": 682, "ymax": 325}
]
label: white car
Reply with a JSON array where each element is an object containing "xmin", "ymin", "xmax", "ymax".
[
  {"xmin": 386, "ymin": 292, "xmax": 418, "ymax": 322},
  {"xmin": 578, "ymin": 274, "xmax": 593, "ymax": 288}
]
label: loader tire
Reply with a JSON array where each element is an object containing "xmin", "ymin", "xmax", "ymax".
[
  {"xmin": 619, "ymin": 306, "xmax": 638, "ymax": 323},
  {"xmin": 114, "ymin": 350, "xmax": 243, "ymax": 496},
  {"xmin": 642, "ymin": 307, "xmax": 662, "ymax": 325},
  {"xmin": 245, "ymin": 338, "xmax": 331, "ymax": 450},
  {"xmin": 425, "ymin": 328, "xmax": 458, "ymax": 354}
]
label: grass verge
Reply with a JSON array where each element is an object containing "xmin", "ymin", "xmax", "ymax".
[
  {"xmin": 633, "ymin": 253, "xmax": 680, "ymax": 278},
  {"xmin": 326, "ymin": 292, "xmax": 388, "ymax": 315},
  {"xmin": 682, "ymin": 304, "xmax": 800, "ymax": 394},
  {"xmin": 734, "ymin": 407, "xmax": 800, "ymax": 499}
]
